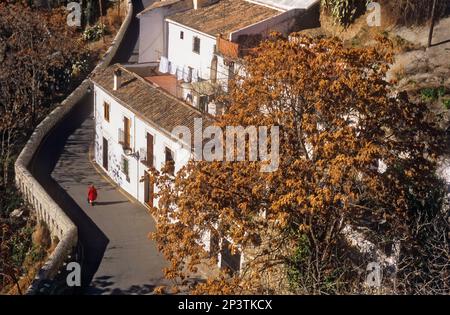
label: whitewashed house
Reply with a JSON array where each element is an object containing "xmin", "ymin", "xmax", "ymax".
[
  {"xmin": 90, "ymin": 64, "xmax": 211, "ymax": 208},
  {"xmin": 89, "ymin": 0, "xmax": 321, "ymax": 274},
  {"xmin": 137, "ymin": 0, "xmax": 320, "ymax": 114},
  {"xmin": 90, "ymin": 64, "xmax": 243, "ymax": 272}
]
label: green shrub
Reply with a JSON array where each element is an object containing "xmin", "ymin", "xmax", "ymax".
[
  {"xmin": 322, "ymin": 0, "xmax": 369, "ymax": 26},
  {"xmin": 82, "ymin": 23, "xmax": 107, "ymax": 42},
  {"xmin": 286, "ymin": 233, "xmax": 311, "ymax": 291},
  {"xmin": 420, "ymin": 88, "xmax": 440, "ymax": 102},
  {"xmin": 443, "ymin": 99, "xmax": 450, "ymax": 110},
  {"xmin": 421, "ymin": 87, "xmax": 447, "ymax": 102},
  {"xmin": 10, "ymin": 233, "xmax": 31, "ymax": 268},
  {"xmin": 29, "ymin": 245, "xmax": 46, "ymax": 263},
  {"xmin": 421, "ymin": 88, "xmax": 437, "ymax": 101}
]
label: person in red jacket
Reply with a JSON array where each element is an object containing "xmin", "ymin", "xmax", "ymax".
[{"xmin": 87, "ymin": 184, "xmax": 98, "ymax": 206}]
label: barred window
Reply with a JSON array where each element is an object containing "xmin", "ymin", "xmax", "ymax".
[{"xmin": 121, "ymin": 155, "xmax": 130, "ymax": 182}]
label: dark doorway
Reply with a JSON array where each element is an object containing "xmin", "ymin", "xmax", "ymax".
[
  {"xmin": 146, "ymin": 133, "xmax": 153, "ymax": 167},
  {"xmin": 144, "ymin": 171, "xmax": 154, "ymax": 207},
  {"xmin": 102, "ymin": 137, "xmax": 108, "ymax": 170},
  {"xmin": 220, "ymin": 239, "xmax": 241, "ymax": 273}
]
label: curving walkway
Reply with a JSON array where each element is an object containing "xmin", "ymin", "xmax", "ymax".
[
  {"xmin": 30, "ymin": 93, "xmax": 168, "ymax": 294},
  {"xmin": 25, "ymin": 0, "xmax": 172, "ymax": 294}
]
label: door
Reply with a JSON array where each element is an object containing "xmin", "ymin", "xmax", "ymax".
[
  {"xmin": 144, "ymin": 171, "xmax": 154, "ymax": 207},
  {"xmin": 146, "ymin": 133, "xmax": 153, "ymax": 167},
  {"xmin": 123, "ymin": 117, "xmax": 131, "ymax": 148},
  {"xmin": 102, "ymin": 137, "xmax": 108, "ymax": 170},
  {"xmin": 220, "ymin": 239, "xmax": 241, "ymax": 273}
]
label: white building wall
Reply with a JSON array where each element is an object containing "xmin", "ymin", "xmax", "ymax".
[
  {"xmin": 94, "ymin": 85, "xmax": 191, "ymax": 207},
  {"xmin": 216, "ymin": 55, "xmax": 229, "ymax": 87},
  {"xmin": 94, "ymin": 84, "xmax": 242, "ymax": 270},
  {"xmin": 94, "ymin": 86, "xmax": 136, "ymax": 196},
  {"xmin": 166, "ymin": 21, "xmax": 216, "ymax": 80},
  {"xmin": 138, "ymin": 10, "xmax": 166, "ymax": 63},
  {"xmin": 133, "ymin": 115, "xmax": 191, "ymax": 205},
  {"xmin": 138, "ymin": 1, "xmax": 194, "ymax": 64}
]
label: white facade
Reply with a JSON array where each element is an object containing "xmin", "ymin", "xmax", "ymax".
[
  {"xmin": 92, "ymin": 81, "xmax": 229, "ymax": 270},
  {"xmin": 166, "ymin": 20, "xmax": 217, "ymax": 81},
  {"xmin": 248, "ymin": 0, "xmax": 318, "ymax": 11},
  {"xmin": 93, "ymin": 85, "xmax": 191, "ymax": 207},
  {"xmin": 138, "ymin": 1, "xmax": 313, "ymax": 79},
  {"xmin": 138, "ymin": 9, "xmax": 166, "ymax": 63},
  {"xmin": 138, "ymin": 1, "xmax": 193, "ymax": 63},
  {"xmin": 123, "ymin": 0, "xmax": 321, "ymax": 272}
]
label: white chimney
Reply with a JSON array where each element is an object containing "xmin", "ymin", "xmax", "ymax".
[
  {"xmin": 113, "ymin": 69, "xmax": 122, "ymax": 91},
  {"xmin": 193, "ymin": 0, "xmax": 218, "ymax": 10},
  {"xmin": 193, "ymin": 0, "xmax": 199, "ymax": 9}
]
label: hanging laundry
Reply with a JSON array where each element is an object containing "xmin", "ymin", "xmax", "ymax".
[
  {"xmin": 191, "ymin": 68, "xmax": 199, "ymax": 82},
  {"xmin": 158, "ymin": 56, "xmax": 169, "ymax": 73},
  {"xmin": 176, "ymin": 67, "xmax": 184, "ymax": 80},
  {"xmin": 183, "ymin": 66, "xmax": 192, "ymax": 83}
]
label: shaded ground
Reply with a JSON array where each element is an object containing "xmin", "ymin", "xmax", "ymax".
[
  {"xmin": 390, "ymin": 17, "xmax": 450, "ymax": 85},
  {"xmin": 389, "ymin": 17, "xmax": 450, "ymax": 129},
  {"xmin": 30, "ymin": 95, "xmax": 169, "ymax": 294}
]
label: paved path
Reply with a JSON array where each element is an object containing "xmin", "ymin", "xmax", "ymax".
[
  {"xmin": 28, "ymin": 1, "xmax": 168, "ymax": 294},
  {"xmin": 30, "ymin": 95, "xmax": 169, "ymax": 294}
]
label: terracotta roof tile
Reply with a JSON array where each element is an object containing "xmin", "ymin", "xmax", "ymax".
[
  {"xmin": 90, "ymin": 64, "xmax": 214, "ymax": 142},
  {"xmin": 167, "ymin": 0, "xmax": 281, "ymax": 37}
]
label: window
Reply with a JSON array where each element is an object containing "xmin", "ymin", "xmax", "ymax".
[
  {"xmin": 119, "ymin": 116, "xmax": 131, "ymax": 148},
  {"xmin": 121, "ymin": 155, "xmax": 130, "ymax": 182},
  {"xmin": 146, "ymin": 132, "xmax": 154, "ymax": 167},
  {"xmin": 180, "ymin": 31, "xmax": 184, "ymax": 39},
  {"xmin": 104, "ymin": 102, "xmax": 110, "ymax": 122},
  {"xmin": 199, "ymin": 95, "xmax": 209, "ymax": 112},
  {"xmin": 193, "ymin": 36, "xmax": 200, "ymax": 54},
  {"xmin": 164, "ymin": 147, "xmax": 175, "ymax": 175}
]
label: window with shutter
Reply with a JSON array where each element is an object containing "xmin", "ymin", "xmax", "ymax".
[
  {"xmin": 104, "ymin": 102, "xmax": 110, "ymax": 122},
  {"xmin": 123, "ymin": 116, "xmax": 131, "ymax": 148},
  {"xmin": 146, "ymin": 132, "xmax": 154, "ymax": 167},
  {"xmin": 121, "ymin": 155, "xmax": 130, "ymax": 182},
  {"xmin": 165, "ymin": 147, "xmax": 175, "ymax": 175},
  {"xmin": 193, "ymin": 36, "xmax": 200, "ymax": 54}
]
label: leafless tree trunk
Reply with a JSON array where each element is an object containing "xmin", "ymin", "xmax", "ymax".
[{"xmin": 428, "ymin": 0, "xmax": 438, "ymax": 47}]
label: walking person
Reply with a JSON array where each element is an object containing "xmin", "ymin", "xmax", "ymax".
[{"xmin": 88, "ymin": 184, "xmax": 98, "ymax": 206}]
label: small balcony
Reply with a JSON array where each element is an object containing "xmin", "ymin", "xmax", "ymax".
[
  {"xmin": 123, "ymin": 61, "xmax": 220, "ymax": 114},
  {"xmin": 145, "ymin": 72, "xmax": 181, "ymax": 98},
  {"xmin": 139, "ymin": 148, "xmax": 155, "ymax": 168},
  {"xmin": 216, "ymin": 34, "xmax": 261, "ymax": 59}
]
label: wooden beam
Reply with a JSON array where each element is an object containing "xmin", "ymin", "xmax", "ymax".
[{"xmin": 428, "ymin": 0, "xmax": 438, "ymax": 48}]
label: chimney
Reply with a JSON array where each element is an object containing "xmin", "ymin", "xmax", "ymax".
[
  {"xmin": 193, "ymin": 0, "xmax": 218, "ymax": 10},
  {"xmin": 113, "ymin": 69, "xmax": 122, "ymax": 91}
]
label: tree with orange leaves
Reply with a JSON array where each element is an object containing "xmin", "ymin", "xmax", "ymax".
[{"xmin": 150, "ymin": 34, "xmax": 448, "ymax": 294}]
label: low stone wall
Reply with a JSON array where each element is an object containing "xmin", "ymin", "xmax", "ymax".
[{"xmin": 14, "ymin": 0, "xmax": 133, "ymax": 294}]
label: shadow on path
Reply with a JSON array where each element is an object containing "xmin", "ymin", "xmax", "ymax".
[{"xmin": 29, "ymin": 93, "xmax": 109, "ymax": 290}]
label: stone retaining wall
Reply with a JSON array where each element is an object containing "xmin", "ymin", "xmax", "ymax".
[{"xmin": 14, "ymin": 1, "xmax": 133, "ymax": 294}]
